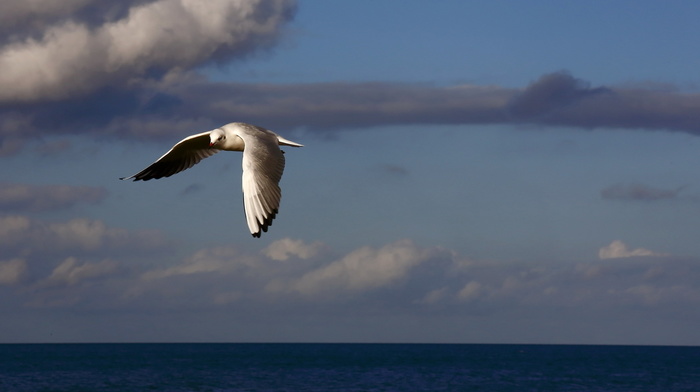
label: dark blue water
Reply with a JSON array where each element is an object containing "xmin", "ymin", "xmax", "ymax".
[{"xmin": 1, "ymin": 343, "xmax": 699, "ymax": 391}]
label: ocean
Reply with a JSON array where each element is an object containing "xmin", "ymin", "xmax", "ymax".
[{"xmin": 1, "ymin": 343, "xmax": 698, "ymax": 391}]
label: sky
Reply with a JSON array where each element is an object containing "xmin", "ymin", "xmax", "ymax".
[{"xmin": 2, "ymin": 0, "xmax": 700, "ymax": 345}]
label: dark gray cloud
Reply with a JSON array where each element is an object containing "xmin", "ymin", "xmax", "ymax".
[
  {"xmin": 155, "ymin": 78, "xmax": 512, "ymax": 133},
  {"xmin": 180, "ymin": 183, "xmax": 205, "ymax": 196},
  {"xmin": 172, "ymin": 72, "xmax": 700, "ymax": 136},
  {"xmin": 507, "ymin": 71, "xmax": 611, "ymax": 119},
  {"xmin": 601, "ymin": 183, "xmax": 684, "ymax": 202},
  {"xmin": 34, "ymin": 139, "xmax": 73, "ymax": 156},
  {"xmin": 377, "ymin": 164, "xmax": 410, "ymax": 177},
  {"xmin": 0, "ymin": 0, "xmax": 154, "ymax": 41},
  {"xmin": 0, "ymin": 183, "xmax": 108, "ymax": 212},
  {"xmin": 5, "ymin": 70, "xmax": 700, "ymax": 151}
]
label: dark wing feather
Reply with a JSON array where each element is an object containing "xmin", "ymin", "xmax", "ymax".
[{"xmin": 121, "ymin": 132, "xmax": 219, "ymax": 181}]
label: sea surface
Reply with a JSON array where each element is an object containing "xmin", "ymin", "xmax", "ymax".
[{"xmin": 1, "ymin": 343, "xmax": 699, "ymax": 391}]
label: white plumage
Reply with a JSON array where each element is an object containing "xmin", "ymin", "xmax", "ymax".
[{"xmin": 121, "ymin": 122, "xmax": 303, "ymax": 237}]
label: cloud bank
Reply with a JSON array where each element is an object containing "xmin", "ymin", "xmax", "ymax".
[
  {"xmin": 0, "ymin": 183, "xmax": 107, "ymax": 211},
  {"xmin": 1, "ymin": 214, "xmax": 699, "ymax": 343},
  {"xmin": 2, "ymin": 232, "xmax": 696, "ymax": 313},
  {"xmin": 171, "ymin": 72, "xmax": 700, "ymax": 135},
  {"xmin": 5, "ymin": 69, "xmax": 700, "ymax": 151}
]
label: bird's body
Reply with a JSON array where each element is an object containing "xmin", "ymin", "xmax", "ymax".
[{"xmin": 121, "ymin": 122, "xmax": 303, "ymax": 237}]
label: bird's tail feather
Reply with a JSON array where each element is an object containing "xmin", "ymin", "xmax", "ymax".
[{"xmin": 277, "ymin": 136, "xmax": 303, "ymax": 147}]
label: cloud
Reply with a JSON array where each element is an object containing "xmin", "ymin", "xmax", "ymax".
[
  {"xmin": 263, "ymin": 238, "xmax": 324, "ymax": 261},
  {"xmin": 0, "ymin": 183, "xmax": 107, "ymax": 212},
  {"xmin": 457, "ymin": 281, "xmax": 483, "ymax": 302},
  {"xmin": 507, "ymin": 71, "xmax": 610, "ymax": 119},
  {"xmin": 147, "ymin": 238, "xmax": 698, "ymax": 313},
  {"xmin": 140, "ymin": 78, "xmax": 513, "ymax": 135},
  {"xmin": 40, "ymin": 256, "xmax": 118, "ymax": 287},
  {"xmin": 0, "ymin": 0, "xmax": 296, "ymax": 102},
  {"xmin": 139, "ymin": 239, "xmax": 446, "ymax": 304},
  {"xmin": 415, "ymin": 287, "xmax": 449, "ymax": 304},
  {"xmin": 0, "ymin": 2, "xmax": 700, "ymax": 149},
  {"xmin": 598, "ymin": 240, "xmax": 666, "ymax": 259},
  {"xmin": 0, "ymin": 0, "xmax": 93, "ymax": 35},
  {"xmin": 0, "ymin": 214, "xmax": 168, "ymax": 256},
  {"xmin": 137, "ymin": 239, "xmax": 451, "ymax": 302},
  {"xmin": 376, "ymin": 163, "xmax": 410, "ymax": 177},
  {"xmin": 126, "ymin": 71, "xmax": 700, "ymax": 138},
  {"xmin": 179, "ymin": 183, "xmax": 204, "ymax": 196},
  {"xmin": 34, "ymin": 139, "xmax": 73, "ymax": 155},
  {"xmin": 0, "ymin": 0, "xmax": 155, "ymax": 36},
  {"xmin": 141, "ymin": 246, "xmax": 242, "ymax": 280},
  {"xmin": 147, "ymin": 238, "xmax": 328, "ymax": 282},
  {"xmin": 0, "ymin": 258, "xmax": 27, "ymax": 285},
  {"xmin": 601, "ymin": 183, "xmax": 683, "ymax": 201},
  {"xmin": 4, "ymin": 233, "xmax": 700, "ymax": 345},
  {"xmin": 44, "ymin": 219, "xmax": 153, "ymax": 252},
  {"xmin": 0, "ymin": 213, "xmax": 171, "ymax": 304},
  {"xmin": 134, "ymin": 244, "xmax": 289, "ymax": 308},
  {"xmin": 288, "ymin": 239, "xmax": 434, "ymax": 296},
  {"xmin": 6, "ymin": 43, "xmax": 700, "ymax": 152}
]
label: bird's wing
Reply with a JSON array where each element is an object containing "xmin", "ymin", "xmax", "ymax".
[
  {"xmin": 236, "ymin": 127, "xmax": 286, "ymax": 237},
  {"xmin": 121, "ymin": 131, "xmax": 219, "ymax": 181}
]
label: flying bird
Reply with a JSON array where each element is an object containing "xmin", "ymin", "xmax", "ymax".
[{"xmin": 121, "ymin": 122, "xmax": 303, "ymax": 237}]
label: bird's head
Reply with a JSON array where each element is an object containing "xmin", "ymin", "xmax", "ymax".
[{"xmin": 209, "ymin": 128, "xmax": 225, "ymax": 147}]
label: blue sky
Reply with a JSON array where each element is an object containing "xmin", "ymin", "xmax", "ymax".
[{"xmin": 2, "ymin": 0, "xmax": 700, "ymax": 344}]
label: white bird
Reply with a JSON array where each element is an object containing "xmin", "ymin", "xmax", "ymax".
[{"xmin": 121, "ymin": 122, "xmax": 303, "ymax": 237}]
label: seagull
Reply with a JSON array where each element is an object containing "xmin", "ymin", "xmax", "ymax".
[{"xmin": 121, "ymin": 122, "xmax": 303, "ymax": 237}]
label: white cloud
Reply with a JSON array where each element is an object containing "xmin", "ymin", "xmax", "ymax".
[
  {"xmin": 0, "ymin": 215, "xmax": 167, "ymax": 254},
  {"xmin": 457, "ymin": 281, "xmax": 483, "ymax": 301},
  {"xmin": 0, "ymin": 0, "xmax": 296, "ymax": 102},
  {"xmin": 47, "ymin": 219, "xmax": 135, "ymax": 251},
  {"xmin": 42, "ymin": 257, "xmax": 118, "ymax": 286},
  {"xmin": 598, "ymin": 240, "xmax": 666, "ymax": 259},
  {"xmin": 623, "ymin": 284, "xmax": 700, "ymax": 306},
  {"xmin": 575, "ymin": 263, "xmax": 604, "ymax": 279},
  {"xmin": 263, "ymin": 238, "xmax": 323, "ymax": 261},
  {"xmin": 0, "ymin": 258, "xmax": 27, "ymax": 285},
  {"xmin": 142, "ymin": 246, "xmax": 255, "ymax": 280},
  {"xmin": 0, "ymin": 215, "xmax": 31, "ymax": 245},
  {"xmin": 416, "ymin": 287, "xmax": 449, "ymax": 304},
  {"xmin": 290, "ymin": 239, "xmax": 431, "ymax": 295},
  {"xmin": 213, "ymin": 291, "xmax": 243, "ymax": 305}
]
